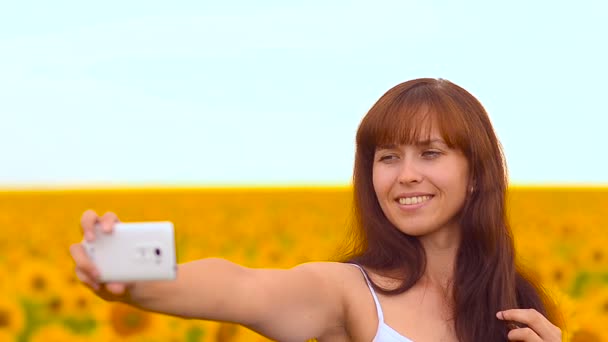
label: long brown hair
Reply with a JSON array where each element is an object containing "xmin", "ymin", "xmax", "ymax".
[{"xmin": 337, "ymin": 78, "xmax": 562, "ymax": 341}]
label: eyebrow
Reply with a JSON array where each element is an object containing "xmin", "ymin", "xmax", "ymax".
[{"xmin": 377, "ymin": 139, "xmax": 447, "ymax": 150}]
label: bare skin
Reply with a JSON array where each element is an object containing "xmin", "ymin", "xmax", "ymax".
[{"xmin": 70, "ymin": 210, "xmax": 561, "ymax": 342}]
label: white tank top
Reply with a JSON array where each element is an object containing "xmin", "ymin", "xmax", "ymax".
[{"xmin": 350, "ymin": 263, "xmax": 415, "ymax": 342}]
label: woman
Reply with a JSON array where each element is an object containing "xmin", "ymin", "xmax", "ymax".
[{"xmin": 70, "ymin": 78, "xmax": 562, "ymax": 341}]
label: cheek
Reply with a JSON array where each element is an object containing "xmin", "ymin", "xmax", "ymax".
[
  {"xmin": 449, "ymin": 172, "xmax": 470, "ymax": 199},
  {"xmin": 372, "ymin": 170, "xmax": 381, "ymax": 198},
  {"xmin": 372, "ymin": 166, "xmax": 389, "ymax": 194}
]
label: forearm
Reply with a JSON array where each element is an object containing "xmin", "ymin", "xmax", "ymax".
[{"xmin": 124, "ymin": 257, "xmax": 256, "ymax": 323}]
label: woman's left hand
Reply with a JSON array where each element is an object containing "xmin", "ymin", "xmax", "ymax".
[{"xmin": 496, "ymin": 309, "xmax": 562, "ymax": 341}]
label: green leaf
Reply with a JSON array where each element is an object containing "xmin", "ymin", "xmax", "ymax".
[{"xmin": 186, "ymin": 326, "xmax": 204, "ymax": 342}]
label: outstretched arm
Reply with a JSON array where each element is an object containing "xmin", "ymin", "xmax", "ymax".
[
  {"xmin": 128, "ymin": 258, "xmax": 348, "ymax": 341},
  {"xmin": 70, "ymin": 210, "xmax": 348, "ymax": 341}
]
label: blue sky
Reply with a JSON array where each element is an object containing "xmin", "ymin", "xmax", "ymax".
[{"xmin": 1, "ymin": 1, "xmax": 606, "ymax": 187}]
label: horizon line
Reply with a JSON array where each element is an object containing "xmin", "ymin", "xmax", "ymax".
[{"xmin": 1, "ymin": 182, "xmax": 607, "ymax": 193}]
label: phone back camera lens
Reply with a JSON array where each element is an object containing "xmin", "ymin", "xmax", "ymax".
[{"xmin": 155, "ymin": 248, "xmax": 161, "ymax": 256}]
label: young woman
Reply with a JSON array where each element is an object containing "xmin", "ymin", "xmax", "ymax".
[{"xmin": 70, "ymin": 78, "xmax": 562, "ymax": 341}]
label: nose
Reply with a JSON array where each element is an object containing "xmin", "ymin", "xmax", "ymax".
[{"xmin": 398, "ymin": 159, "xmax": 423, "ymax": 184}]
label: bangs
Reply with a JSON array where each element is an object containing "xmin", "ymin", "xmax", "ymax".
[{"xmin": 357, "ymin": 83, "xmax": 469, "ymax": 152}]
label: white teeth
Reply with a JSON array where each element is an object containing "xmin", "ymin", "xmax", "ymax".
[{"xmin": 398, "ymin": 195, "xmax": 432, "ymax": 205}]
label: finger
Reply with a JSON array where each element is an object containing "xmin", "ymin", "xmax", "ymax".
[
  {"xmin": 69, "ymin": 243, "xmax": 100, "ymax": 281},
  {"xmin": 100, "ymin": 211, "xmax": 120, "ymax": 234},
  {"xmin": 75, "ymin": 269, "xmax": 100, "ymax": 291},
  {"xmin": 105, "ymin": 282, "xmax": 126, "ymax": 295},
  {"xmin": 507, "ymin": 327, "xmax": 542, "ymax": 342},
  {"xmin": 80, "ymin": 209, "xmax": 100, "ymax": 242},
  {"xmin": 498, "ymin": 309, "xmax": 558, "ymax": 340}
]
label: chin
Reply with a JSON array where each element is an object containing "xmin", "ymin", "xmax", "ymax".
[{"xmin": 394, "ymin": 225, "xmax": 435, "ymax": 237}]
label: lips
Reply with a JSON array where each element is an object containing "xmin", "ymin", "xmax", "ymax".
[
  {"xmin": 392, "ymin": 194, "xmax": 435, "ymax": 212},
  {"xmin": 395, "ymin": 195, "xmax": 434, "ymax": 205},
  {"xmin": 395, "ymin": 192, "xmax": 434, "ymax": 201}
]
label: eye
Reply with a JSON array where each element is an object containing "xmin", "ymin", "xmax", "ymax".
[
  {"xmin": 378, "ymin": 154, "xmax": 398, "ymax": 162},
  {"xmin": 422, "ymin": 150, "xmax": 441, "ymax": 158}
]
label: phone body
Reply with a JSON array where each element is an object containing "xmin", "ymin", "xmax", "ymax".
[{"xmin": 83, "ymin": 221, "xmax": 177, "ymax": 282}]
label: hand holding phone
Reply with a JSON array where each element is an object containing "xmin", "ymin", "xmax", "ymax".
[
  {"xmin": 70, "ymin": 211, "xmax": 177, "ymax": 298},
  {"xmin": 82, "ymin": 221, "xmax": 177, "ymax": 282}
]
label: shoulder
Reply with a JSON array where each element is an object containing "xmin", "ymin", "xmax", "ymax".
[
  {"xmin": 291, "ymin": 261, "xmax": 367, "ymax": 292},
  {"xmin": 289, "ymin": 261, "xmax": 379, "ymax": 320},
  {"xmin": 291, "ymin": 262, "xmax": 380, "ymax": 340},
  {"xmin": 294, "ymin": 261, "xmax": 398, "ymax": 291},
  {"xmin": 292, "ymin": 262, "xmax": 382, "ymax": 312}
]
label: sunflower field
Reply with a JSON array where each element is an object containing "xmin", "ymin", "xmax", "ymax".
[{"xmin": 0, "ymin": 187, "xmax": 606, "ymax": 341}]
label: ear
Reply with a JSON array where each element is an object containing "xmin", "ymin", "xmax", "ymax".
[{"xmin": 468, "ymin": 178, "xmax": 476, "ymax": 194}]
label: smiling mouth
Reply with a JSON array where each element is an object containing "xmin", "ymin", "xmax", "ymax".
[{"xmin": 396, "ymin": 195, "xmax": 434, "ymax": 206}]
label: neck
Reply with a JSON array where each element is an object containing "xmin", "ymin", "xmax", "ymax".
[{"xmin": 418, "ymin": 223, "xmax": 460, "ymax": 294}]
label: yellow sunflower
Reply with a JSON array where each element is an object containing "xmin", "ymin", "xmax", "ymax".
[
  {"xmin": 94, "ymin": 314, "xmax": 184, "ymax": 342},
  {"xmin": 573, "ymin": 285, "xmax": 608, "ymax": 341},
  {"xmin": 574, "ymin": 234, "xmax": 608, "ymax": 273},
  {"xmin": 570, "ymin": 327, "xmax": 605, "ymax": 342},
  {"xmin": 62, "ymin": 285, "xmax": 105, "ymax": 319},
  {"xmin": 0, "ymin": 330, "xmax": 15, "ymax": 342},
  {"xmin": 535, "ymin": 259, "xmax": 578, "ymax": 293},
  {"xmin": 15, "ymin": 259, "xmax": 61, "ymax": 303},
  {"xmin": 29, "ymin": 323, "xmax": 88, "ymax": 342},
  {"xmin": 0, "ymin": 295, "xmax": 25, "ymax": 336},
  {"xmin": 38, "ymin": 279, "xmax": 81, "ymax": 320},
  {"xmin": 95, "ymin": 301, "xmax": 163, "ymax": 341},
  {"xmin": 150, "ymin": 315, "xmax": 192, "ymax": 342},
  {"xmin": 0, "ymin": 267, "xmax": 13, "ymax": 295},
  {"xmin": 1, "ymin": 249, "xmax": 29, "ymax": 292},
  {"xmin": 513, "ymin": 226, "xmax": 554, "ymax": 262}
]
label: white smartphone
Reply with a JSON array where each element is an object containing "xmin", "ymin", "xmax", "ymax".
[{"xmin": 83, "ymin": 221, "xmax": 177, "ymax": 282}]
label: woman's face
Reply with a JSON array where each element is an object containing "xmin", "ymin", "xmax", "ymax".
[{"xmin": 372, "ymin": 127, "xmax": 470, "ymax": 238}]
